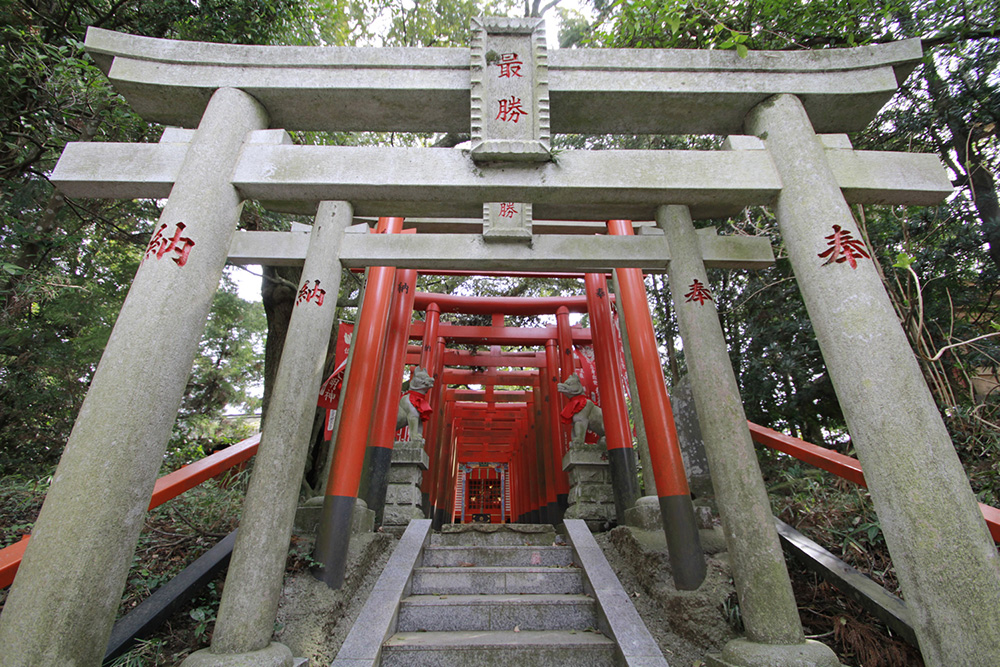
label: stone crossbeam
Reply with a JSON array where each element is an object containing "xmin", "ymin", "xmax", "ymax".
[
  {"xmin": 85, "ymin": 27, "xmax": 922, "ymax": 134},
  {"xmin": 227, "ymin": 225, "xmax": 775, "ymax": 271},
  {"xmin": 51, "ymin": 141, "xmax": 951, "ymax": 221}
]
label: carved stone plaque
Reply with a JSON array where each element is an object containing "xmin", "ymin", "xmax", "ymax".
[{"xmin": 470, "ymin": 17, "xmax": 551, "ymax": 162}]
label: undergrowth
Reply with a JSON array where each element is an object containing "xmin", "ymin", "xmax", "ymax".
[
  {"xmin": 759, "ymin": 449, "xmax": 924, "ymax": 666},
  {"xmin": 0, "ymin": 457, "xmax": 253, "ymax": 666}
]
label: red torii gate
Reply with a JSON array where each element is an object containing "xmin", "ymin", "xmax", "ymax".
[{"xmin": 318, "ymin": 252, "xmax": 704, "ymax": 589}]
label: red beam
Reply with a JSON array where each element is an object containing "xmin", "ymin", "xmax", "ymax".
[
  {"xmin": 748, "ymin": 422, "xmax": 1000, "ymax": 542},
  {"xmin": 1, "ymin": 433, "xmax": 261, "ymax": 589},
  {"xmin": 408, "ymin": 321, "xmax": 593, "ymax": 346},
  {"xmin": 412, "ymin": 292, "xmax": 592, "ymax": 315}
]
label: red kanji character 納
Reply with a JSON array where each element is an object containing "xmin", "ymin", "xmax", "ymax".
[{"xmin": 145, "ymin": 222, "xmax": 196, "ymax": 267}]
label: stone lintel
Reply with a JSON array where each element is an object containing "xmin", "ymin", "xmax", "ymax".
[
  {"xmin": 54, "ymin": 141, "xmax": 951, "ymax": 219},
  {"xmin": 85, "ymin": 27, "xmax": 922, "ymax": 134},
  {"xmin": 226, "ymin": 227, "xmax": 776, "ymax": 271}
]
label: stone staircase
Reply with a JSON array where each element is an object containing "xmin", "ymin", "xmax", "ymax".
[
  {"xmin": 383, "ymin": 525, "xmax": 614, "ymax": 665},
  {"xmin": 332, "ymin": 520, "xmax": 668, "ymax": 667}
]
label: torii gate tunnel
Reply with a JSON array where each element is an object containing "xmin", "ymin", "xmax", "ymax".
[{"xmin": 1, "ymin": 16, "xmax": 999, "ymax": 667}]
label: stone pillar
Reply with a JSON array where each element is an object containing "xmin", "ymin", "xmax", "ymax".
[
  {"xmin": 0, "ymin": 88, "xmax": 267, "ymax": 667},
  {"xmin": 669, "ymin": 375, "xmax": 713, "ymax": 499},
  {"xmin": 746, "ymin": 95, "xmax": 1000, "ymax": 666},
  {"xmin": 661, "ymin": 206, "xmax": 839, "ymax": 667},
  {"xmin": 184, "ymin": 201, "xmax": 353, "ymax": 667}
]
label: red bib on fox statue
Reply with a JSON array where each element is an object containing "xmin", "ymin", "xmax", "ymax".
[{"xmin": 407, "ymin": 390, "xmax": 433, "ymax": 421}]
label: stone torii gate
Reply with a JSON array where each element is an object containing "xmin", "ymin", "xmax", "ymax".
[{"xmin": 1, "ymin": 16, "xmax": 998, "ymax": 667}]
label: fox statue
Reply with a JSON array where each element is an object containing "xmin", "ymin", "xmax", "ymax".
[
  {"xmin": 556, "ymin": 373, "xmax": 606, "ymax": 447},
  {"xmin": 396, "ymin": 367, "xmax": 434, "ymax": 445}
]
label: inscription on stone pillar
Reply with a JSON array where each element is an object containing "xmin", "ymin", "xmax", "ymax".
[
  {"xmin": 483, "ymin": 201, "xmax": 533, "ymax": 243},
  {"xmin": 470, "ymin": 16, "xmax": 550, "ymax": 162}
]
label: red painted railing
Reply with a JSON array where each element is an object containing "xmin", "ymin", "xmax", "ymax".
[
  {"xmin": 749, "ymin": 422, "xmax": 1000, "ymax": 542},
  {"xmin": 0, "ymin": 433, "xmax": 261, "ymax": 588}
]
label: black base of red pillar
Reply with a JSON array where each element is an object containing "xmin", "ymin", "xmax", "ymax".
[
  {"xmin": 658, "ymin": 494, "xmax": 707, "ymax": 590},
  {"xmin": 364, "ymin": 445, "xmax": 394, "ymax": 524},
  {"xmin": 311, "ymin": 494, "xmax": 357, "ymax": 589},
  {"xmin": 607, "ymin": 446, "xmax": 641, "ymax": 524}
]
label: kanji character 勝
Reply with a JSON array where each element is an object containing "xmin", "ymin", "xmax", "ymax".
[
  {"xmin": 495, "ymin": 96, "xmax": 526, "ymax": 123},
  {"xmin": 499, "ymin": 203, "xmax": 517, "ymax": 218},
  {"xmin": 818, "ymin": 224, "xmax": 871, "ymax": 269}
]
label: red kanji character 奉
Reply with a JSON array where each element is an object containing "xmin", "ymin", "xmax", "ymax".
[
  {"xmin": 495, "ymin": 96, "xmax": 526, "ymax": 123},
  {"xmin": 818, "ymin": 224, "xmax": 871, "ymax": 269},
  {"xmin": 499, "ymin": 203, "xmax": 517, "ymax": 218},
  {"xmin": 146, "ymin": 222, "xmax": 196, "ymax": 267},
  {"xmin": 497, "ymin": 52, "xmax": 522, "ymax": 78},
  {"xmin": 684, "ymin": 279, "xmax": 713, "ymax": 305}
]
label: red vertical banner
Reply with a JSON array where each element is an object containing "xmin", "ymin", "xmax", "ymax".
[{"xmin": 319, "ymin": 322, "xmax": 355, "ymax": 439}]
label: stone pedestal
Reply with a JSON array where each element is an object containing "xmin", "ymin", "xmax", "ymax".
[
  {"xmin": 382, "ymin": 443, "xmax": 429, "ymax": 533},
  {"xmin": 295, "ymin": 497, "xmax": 374, "ymax": 536},
  {"xmin": 562, "ymin": 445, "xmax": 616, "ymax": 529}
]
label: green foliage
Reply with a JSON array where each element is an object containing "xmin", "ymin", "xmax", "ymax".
[{"xmin": 0, "ymin": 2, "xmax": 300, "ymax": 476}]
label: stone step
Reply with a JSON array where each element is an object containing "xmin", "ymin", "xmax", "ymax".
[
  {"xmin": 410, "ymin": 566, "xmax": 584, "ymax": 595},
  {"xmin": 380, "ymin": 630, "xmax": 616, "ymax": 667},
  {"xmin": 421, "ymin": 545, "xmax": 575, "ymax": 567},
  {"xmin": 431, "ymin": 523, "xmax": 558, "ymax": 546},
  {"xmin": 397, "ymin": 593, "xmax": 598, "ymax": 632}
]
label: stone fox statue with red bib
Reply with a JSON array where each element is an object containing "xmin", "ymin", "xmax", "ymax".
[
  {"xmin": 397, "ymin": 367, "xmax": 434, "ymax": 445},
  {"xmin": 557, "ymin": 373, "xmax": 605, "ymax": 447}
]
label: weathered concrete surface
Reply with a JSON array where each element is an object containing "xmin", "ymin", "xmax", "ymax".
[
  {"xmin": 228, "ymin": 224, "xmax": 776, "ymax": 271},
  {"xmin": 564, "ymin": 519, "xmax": 669, "ymax": 666},
  {"xmin": 202, "ymin": 201, "xmax": 352, "ymax": 661},
  {"xmin": 0, "ymin": 88, "xmax": 268, "ymax": 667},
  {"xmin": 85, "ymin": 26, "xmax": 920, "ymax": 134},
  {"xmin": 331, "ymin": 520, "xmax": 431, "ymax": 667},
  {"xmin": 52, "ymin": 139, "xmax": 952, "ymax": 220},
  {"xmin": 181, "ymin": 643, "xmax": 293, "ymax": 667},
  {"xmin": 661, "ymin": 205, "xmax": 818, "ymax": 652},
  {"xmin": 670, "ymin": 375, "xmax": 714, "ymax": 498},
  {"xmin": 746, "ymin": 93, "xmax": 1000, "ymax": 666},
  {"xmin": 705, "ymin": 638, "xmax": 842, "ymax": 667}
]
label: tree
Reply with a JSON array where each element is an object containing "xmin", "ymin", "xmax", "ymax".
[{"xmin": 0, "ymin": 1, "xmax": 307, "ymax": 475}]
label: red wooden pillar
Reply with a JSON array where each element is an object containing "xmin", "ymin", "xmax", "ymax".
[
  {"xmin": 363, "ymin": 268, "xmax": 418, "ymax": 524},
  {"xmin": 544, "ymin": 340, "xmax": 565, "ymax": 523},
  {"xmin": 584, "ymin": 272, "xmax": 640, "ymax": 523},
  {"xmin": 314, "ymin": 217, "xmax": 403, "ymax": 588},
  {"xmin": 607, "ymin": 218, "xmax": 706, "ymax": 589},
  {"xmin": 531, "ymin": 380, "xmax": 551, "ymax": 524},
  {"xmin": 525, "ymin": 389, "xmax": 541, "ymax": 523},
  {"xmin": 429, "ymin": 338, "xmax": 448, "ymax": 527},
  {"xmin": 554, "ymin": 306, "xmax": 575, "ymax": 513},
  {"xmin": 419, "ymin": 303, "xmax": 441, "ymax": 514}
]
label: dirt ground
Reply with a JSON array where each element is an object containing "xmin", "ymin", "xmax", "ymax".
[{"xmin": 273, "ymin": 521, "xmax": 923, "ymax": 667}]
